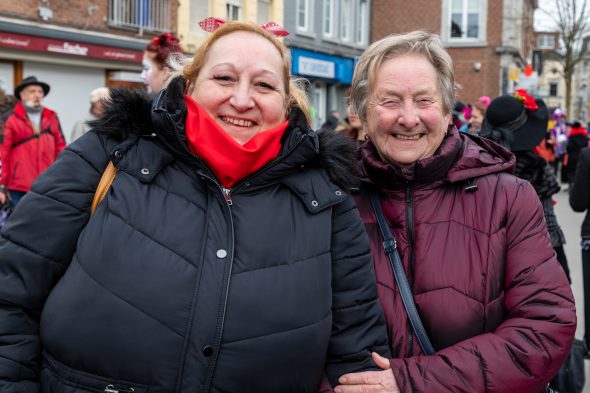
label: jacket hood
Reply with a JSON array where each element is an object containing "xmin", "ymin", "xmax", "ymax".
[
  {"xmin": 90, "ymin": 77, "xmax": 360, "ymax": 191},
  {"xmin": 360, "ymin": 126, "xmax": 515, "ymax": 189}
]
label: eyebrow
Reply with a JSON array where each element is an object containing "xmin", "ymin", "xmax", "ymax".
[{"xmin": 210, "ymin": 63, "xmax": 280, "ymax": 79}]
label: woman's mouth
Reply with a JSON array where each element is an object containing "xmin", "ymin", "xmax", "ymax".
[
  {"xmin": 394, "ymin": 134, "xmax": 422, "ymax": 140},
  {"xmin": 221, "ymin": 116, "xmax": 255, "ymax": 127}
]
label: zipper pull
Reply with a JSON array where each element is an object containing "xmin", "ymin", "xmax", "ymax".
[
  {"xmin": 222, "ymin": 188, "xmax": 233, "ymax": 206},
  {"xmin": 105, "ymin": 385, "xmax": 135, "ymax": 393}
]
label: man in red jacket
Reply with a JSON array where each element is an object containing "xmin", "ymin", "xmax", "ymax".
[{"xmin": 0, "ymin": 76, "xmax": 66, "ymax": 207}]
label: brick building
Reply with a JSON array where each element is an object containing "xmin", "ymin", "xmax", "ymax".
[
  {"xmin": 0, "ymin": 0, "xmax": 178, "ymax": 141},
  {"xmin": 372, "ymin": 0, "xmax": 537, "ymax": 106}
]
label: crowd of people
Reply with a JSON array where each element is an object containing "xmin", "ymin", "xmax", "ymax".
[{"xmin": 0, "ymin": 21, "xmax": 588, "ymax": 393}]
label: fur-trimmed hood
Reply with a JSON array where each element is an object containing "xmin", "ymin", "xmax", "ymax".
[{"xmin": 90, "ymin": 78, "xmax": 359, "ymax": 190}]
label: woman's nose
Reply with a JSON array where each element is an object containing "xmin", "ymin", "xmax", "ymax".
[
  {"xmin": 229, "ymin": 82, "xmax": 254, "ymax": 111},
  {"xmin": 397, "ymin": 102, "xmax": 419, "ymax": 128}
]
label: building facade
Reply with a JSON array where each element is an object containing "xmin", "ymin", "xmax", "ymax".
[
  {"xmin": 177, "ymin": 0, "xmax": 284, "ymax": 54},
  {"xmin": 372, "ymin": 0, "xmax": 537, "ymax": 106},
  {"xmin": 0, "ymin": 0, "xmax": 178, "ymax": 142},
  {"xmin": 533, "ymin": 31, "xmax": 567, "ymax": 113},
  {"xmin": 283, "ymin": 0, "xmax": 371, "ymax": 128}
]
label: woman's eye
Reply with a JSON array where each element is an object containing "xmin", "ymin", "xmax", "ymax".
[
  {"xmin": 213, "ymin": 75, "xmax": 233, "ymax": 82},
  {"xmin": 257, "ymin": 82, "xmax": 275, "ymax": 90}
]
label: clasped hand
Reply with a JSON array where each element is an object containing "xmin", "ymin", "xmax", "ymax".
[{"xmin": 334, "ymin": 352, "xmax": 400, "ymax": 393}]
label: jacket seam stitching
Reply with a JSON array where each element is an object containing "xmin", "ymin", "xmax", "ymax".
[{"xmin": 74, "ymin": 257, "xmax": 184, "ymax": 338}]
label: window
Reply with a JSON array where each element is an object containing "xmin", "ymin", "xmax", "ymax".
[
  {"xmin": 297, "ymin": 0, "xmax": 312, "ymax": 32},
  {"xmin": 355, "ymin": 0, "xmax": 368, "ymax": 45},
  {"xmin": 190, "ymin": 0, "xmax": 209, "ymax": 34},
  {"xmin": 108, "ymin": 0, "xmax": 171, "ymax": 32},
  {"xmin": 537, "ymin": 35, "xmax": 555, "ymax": 49},
  {"xmin": 257, "ymin": 0, "xmax": 271, "ymax": 24},
  {"xmin": 450, "ymin": 0, "xmax": 480, "ymax": 38},
  {"xmin": 226, "ymin": 0, "xmax": 241, "ymax": 21},
  {"xmin": 549, "ymin": 81, "xmax": 559, "ymax": 97},
  {"xmin": 323, "ymin": 0, "xmax": 335, "ymax": 37},
  {"xmin": 341, "ymin": 0, "xmax": 352, "ymax": 41}
]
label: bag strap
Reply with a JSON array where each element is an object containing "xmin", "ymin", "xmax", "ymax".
[
  {"xmin": 90, "ymin": 161, "xmax": 117, "ymax": 215},
  {"xmin": 12, "ymin": 129, "xmax": 51, "ymax": 148},
  {"xmin": 369, "ymin": 190, "xmax": 436, "ymax": 355}
]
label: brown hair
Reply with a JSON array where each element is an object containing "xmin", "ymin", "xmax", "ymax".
[
  {"xmin": 182, "ymin": 21, "xmax": 311, "ymax": 123},
  {"xmin": 145, "ymin": 32, "xmax": 184, "ymax": 69}
]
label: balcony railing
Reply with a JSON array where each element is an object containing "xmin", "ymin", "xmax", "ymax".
[{"xmin": 108, "ymin": 0, "xmax": 170, "ymax": 33}]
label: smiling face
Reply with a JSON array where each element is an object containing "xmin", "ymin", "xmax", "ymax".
[
  {"xmin": 189, "ymin": 31, "xmax": 287, "ymax": 145},
  {"xmin": 364, "ymin": 54, "xmax": 450, "ymax": 166},
  {"xmin": 141, "ymin": 51, "xmax": 170, "ymax": 94}
]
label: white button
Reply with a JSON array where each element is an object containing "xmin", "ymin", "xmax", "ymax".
[{"xmin": 216, "ymin": 249, "xmax": 227, "ymax": 258}]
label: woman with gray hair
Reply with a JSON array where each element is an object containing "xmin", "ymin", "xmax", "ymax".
[{"xmin": 335, "ymin": 31, "xmax": 576, "ymax": 393}]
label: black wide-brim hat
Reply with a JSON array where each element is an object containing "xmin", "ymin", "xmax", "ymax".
[
  {"xmin": 482, "ymin": 95, "xmax": 548, "ymax": 152},
  {"xmin": 14, "ymin": 76, "xmax": 50, "ymax": 99}
]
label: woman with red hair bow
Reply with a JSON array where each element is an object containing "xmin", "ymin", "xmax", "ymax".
[{"xmin": 141, "ymin": 32, "xmax": 184, "ymax": 94}]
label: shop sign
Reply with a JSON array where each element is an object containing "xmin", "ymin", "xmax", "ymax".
[
  {"xmin": 0, "ymin": 31, "xmax": 142, "ymax": 63},
  {"xmin": 298, "ymin": 56, "xmax": 335, "ymax": 79}
]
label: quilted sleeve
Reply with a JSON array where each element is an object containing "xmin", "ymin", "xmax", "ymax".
[
  {"xmin": 326, "ymin": 195, "xmax": 391, "ymax": 386},
  {"xmin": 389, "ymin": 180, "xmax": 576, "ymax": 393},
  {"xmin": 0, "ymin": 132, "xmax": 110, "ymax": 392}
]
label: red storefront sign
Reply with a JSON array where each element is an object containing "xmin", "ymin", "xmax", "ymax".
[{"xmin": 0, "ymin": 31, "xmax": 142, "ymax": 63}]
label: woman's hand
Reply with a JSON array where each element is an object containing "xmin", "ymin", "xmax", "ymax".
[{"xmin": 334, "ymin": 352, "xmax": 400, "ymax": 393}]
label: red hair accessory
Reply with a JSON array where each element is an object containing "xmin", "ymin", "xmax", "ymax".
[
  {"xmin": 514, "ymin": 89, "xmax": 538, "ymax": 111},
  {"xmin": 198, "ymin": 17, "xmax": 289, "ymax": 37}
]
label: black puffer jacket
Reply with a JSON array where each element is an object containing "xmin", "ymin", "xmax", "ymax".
[
  {"xmin": 570, "ymin": 147, "xmax": 590, "ymax": 237},
  {"xmin": 0, "ymin": 77, "xmax": 389, "ymax": 393}
]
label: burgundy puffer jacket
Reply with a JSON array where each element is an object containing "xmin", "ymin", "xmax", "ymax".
[{"xmin": 355, "ymin": 127, "xmax": 576, "ymax": 393}]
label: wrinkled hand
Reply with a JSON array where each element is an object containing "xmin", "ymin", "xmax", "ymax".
[{"xmin": 334, "ymin": 352, "xmax": 400, "ymax": 393}]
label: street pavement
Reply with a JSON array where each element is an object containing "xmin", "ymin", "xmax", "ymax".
[{"xmin": 554, "ymin": 188, "xmax": 589, "ymax": 392}]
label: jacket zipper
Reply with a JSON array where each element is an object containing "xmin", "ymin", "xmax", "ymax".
[
  {"xmin": 405, "ymin": 183, "xmax": 415, "ymax": 356},
  {"xmin": 104, "ymin": 384, "xmax": 134, "ymax": 393}
]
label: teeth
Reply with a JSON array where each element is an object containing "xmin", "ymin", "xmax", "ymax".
[
  {"xmin": 222, "ymin": 116, "xmax": 253, "ymax": 127},
  {"xmin": 396, "ymin": 134, "xmax": 421, "ymax": 140}
]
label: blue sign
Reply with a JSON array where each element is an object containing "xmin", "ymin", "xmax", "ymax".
[{"xmin": 291, "ymin": 47, "xmax": 355, "ymax": 84}]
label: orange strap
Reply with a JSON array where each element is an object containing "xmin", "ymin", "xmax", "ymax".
[{"xmin": 90, "ymin": 161, "xmax": 118, "ymax": 215}]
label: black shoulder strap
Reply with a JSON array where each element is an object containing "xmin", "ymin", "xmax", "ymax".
[
  {"xmin": 12, "ymin": 129, "xmax": 51, "ymax": 148},
  {"xmin": 369, "ymin": 189, "xmax": 436, "ymax": 355}
]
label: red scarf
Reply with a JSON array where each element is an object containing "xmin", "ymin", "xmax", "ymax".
[{"xmin": 184, "ymin": 95, "xmax": 288, "ymax": 188}]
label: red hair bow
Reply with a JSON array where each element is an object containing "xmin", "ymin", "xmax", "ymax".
[
  {"xmin": 198, "ymin": 17, "xmax": 289, "ymax": 37},
  {"xmin": 514, "ymin": 89, "xmax": 538, "ymax": 111}
]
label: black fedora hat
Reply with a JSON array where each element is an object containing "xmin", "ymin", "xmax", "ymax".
[
  {"xmin": 14, "ymin": 76, "xmax": 50, "ymax": 99},
  {"xmin": 480, "ymin": 94, "xmax": 548, "ymax": 152}
]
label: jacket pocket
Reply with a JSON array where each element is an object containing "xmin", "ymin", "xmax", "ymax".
[{"xmin": 42, "ymin": 351, "xmax": 150, "ymax": 393}]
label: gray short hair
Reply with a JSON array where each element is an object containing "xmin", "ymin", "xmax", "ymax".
[{"xmin": 349, "ymin": 31, "xmax": 456, "ymax": 123}]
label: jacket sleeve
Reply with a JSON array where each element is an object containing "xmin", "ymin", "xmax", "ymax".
[
  {"xmin": 389, "ymin": 180, "xmax": 576, "ymax": 393},
  {"xmin": 0, "ymin": 132, "xmax": 110, "ymax": 392},
  {"xmin": 570, "ymin": 148, "xmax": 590, "ymax": 212},
  {"xmin": 0, "ymin": 117, "xmax": 15, "ymax": 186},
  {"xmin": 325, "ymin": 195, "xmax": 391, "ymax": 386},
  {"xmin": 50, "ymin": 114, "xmax": 66, "ymax": 158}
]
